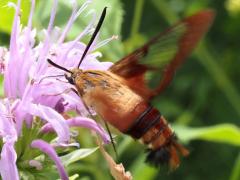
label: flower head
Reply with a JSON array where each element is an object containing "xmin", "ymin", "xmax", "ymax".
[{"xmin": 0, "ymin": 0, "xmax": 113, "ymax": 179}]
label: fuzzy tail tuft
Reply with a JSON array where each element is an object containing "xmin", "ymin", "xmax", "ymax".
[
  {"xmin": 146, "ymin": 140, "xmax": 189, "ymax": 170},
  {"xmin": 146, "ymin": 147, "xmax": 171, "ymax": 167}
]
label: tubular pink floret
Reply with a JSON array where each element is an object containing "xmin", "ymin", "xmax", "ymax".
[
  {"xmin": 4, "ymin": 0, "xmax": 21, "ymax": 98},
  {"xmin": 18, "ymin": 0, "xmax": 36, "ymax": 97},
  {"xmin": 27, "ymin": 0, "xmax": 35, "ymax": 29},
  {"xmin": 31, "ymin": 140, "xmax": 69, "ymax": 180},
  {"xmin": 35, "ymin": 0, "xmax": 59, "ymax": 77},
  {"xmin": 0, "ymin": 141, "xmax": 19, "ymax": 180},
  {"xmin": 57, "ymin": 6, "xmax": 78, "ymax": 44},
  {"xmin": 40, "ymin": 117, "xmax": 111, "ymax": 144},
  {"xmin": 57, "ymin": 12, "xmax": 97, "ymax": 65},
  {"xmin": 93, "ymin": 35, "xmax": 119, "ymax": 50},
  {"xmin": 47, "ymin": 0, "xmax": 58, "ymax": 34},
  {"xmin": 73, "ymin": 0, "xmax": 92, "ymax": 21},
  {"xmin": 58, "ymin": 0, "xmax": 92, "ymax": 44},
  {"xmin": 23, "ymin": 102, "xmax": 70, "ymax": 143},
  {"xmin": 29, "ymin": 160, "xmax": 43, "ymax": 170},
  {"xmin": 0, "ymin": 1, "xmax": 115, "ymax": 178}
]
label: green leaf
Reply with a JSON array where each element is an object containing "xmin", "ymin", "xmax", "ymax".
[
  {"xmin": 34, "ymin": 0, "xmax": 124, "ymax": 61},
  {"xmin": 130, "ymin": 155, "xmax": 158, "ymax": 180},
  {"xmin": 60, "ymin": 147, "xmax": 99, "ymax": 166},
  {"xmin": 174, "ymin": 124, "xmax": 240, "ymax": 146},
  {"xmin": 0, "ymin": 0, "xmax": 31, "ymax": 34}
]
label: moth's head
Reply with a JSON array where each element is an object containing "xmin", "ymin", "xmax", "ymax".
[
  {"xmin": 64, "ymin": 68, "xmax": 83, "ymax": 85},
  {"xmin": 47, "ymin": 59, "xmax": 82, "ymax": 85},
  {"xmin": 47, "ymin": 7, "xmax": 107, "ymax": 85}
]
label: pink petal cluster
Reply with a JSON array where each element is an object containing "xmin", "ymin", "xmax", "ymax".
[{"xmin": 0, "ymin": 0, "xmax": 113, "ymax": 179}]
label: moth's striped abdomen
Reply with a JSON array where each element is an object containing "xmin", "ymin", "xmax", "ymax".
[{"xmin": 125, "ymin": 104, "xmax": 189, "ymax": 169}]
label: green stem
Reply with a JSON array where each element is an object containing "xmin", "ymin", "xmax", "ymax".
[
  {"xmin": 196, "ymin": 43, "xmax": 240, "ymax": 117},
  {"xmin": 151, "ymin": 0, "xmax": 179, "ymax": 24},
  {"xmin": 130, "ymin": 0, "xmax": 145, "ymax": 38},
  {"xmin": 117, "ymin": 137, "xmax": 132, "ymax": 156},
  {"xmin": 230, "ymin": 152, "xmax": 240, "ymax": 180}
]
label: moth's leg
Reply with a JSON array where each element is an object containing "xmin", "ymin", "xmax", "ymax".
[
  {"xmin": 43, "ymin": 86, "xmax": 119, "ymax": 159},
  {"xmin": 70, "ymin": 88, "xmax": 119, "ymax": 160},
  {"xmin": 102, "ymin": 119, "xmax": 118, "ymax": 160},
  {"xmin": 70, "ymin": 87, "xmax": 79, "ymax": 96}
]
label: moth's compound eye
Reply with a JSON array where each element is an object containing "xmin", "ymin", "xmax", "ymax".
[{"xmin": 64, "ymin": 74, "xmax": 75, "ymax": 85}]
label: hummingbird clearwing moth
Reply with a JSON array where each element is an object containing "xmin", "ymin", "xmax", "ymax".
[{"xmin": 48, "ymin": 7, "xmax": 214, "ymax": 169}]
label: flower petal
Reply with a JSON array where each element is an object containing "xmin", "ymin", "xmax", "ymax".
[
  {"xmin": 0, "ymin": 47, "xmax": 7, "ymax": 74},
  {"xmin": 4, "ymin": 1, "xmax": 21, "ymax": 98},
  {"xmin": 22, "ymin": 102, "xmax": 70, "ymax": 143},
  {"xmin": 31, "ymin": 140, "xmax": 68, "ymax": 180},
  {"xmin": 58, "ymin": 0, "xmax": 92, "ymax": 43},
  {"xmin": 0, "ymin": 141, "xmax": 19, "ymax": 180},
  {"xmin": 0, "ymin": 100, "xmax": 17, "ymax": 140},
  {"xmin": 29, "ymin": 160, "xmax": 43, "ymax": 170},
  {"xmin": 41, "ymin": 117, "xmax": 110, "ymax": 144}
]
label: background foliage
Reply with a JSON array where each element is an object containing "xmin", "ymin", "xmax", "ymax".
[{"xmin": 0, "ymin": 0, "xmax": 240, "ymax": 180}]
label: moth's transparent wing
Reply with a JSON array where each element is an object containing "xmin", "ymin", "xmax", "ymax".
[{"xmin": 110, "ymin": 10, "xmax": 214, "ymax": 99}]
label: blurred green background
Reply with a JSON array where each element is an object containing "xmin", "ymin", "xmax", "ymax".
[{"xmin": 0, "ymin": 0, "xmax": 240, "ymax": 180}]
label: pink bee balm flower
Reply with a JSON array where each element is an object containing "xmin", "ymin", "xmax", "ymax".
[{"xmin": 0, "ymin": 0, "xmax": 114, "ymax": 179}]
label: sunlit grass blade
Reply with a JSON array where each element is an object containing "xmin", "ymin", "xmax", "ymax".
[
  {"xmin": 174, "ymin": 124, "xmax": 240, "ymax": 146},
  {"xmin": 69, "ymin": 174, "xmax": 79, "ymax": 180}
]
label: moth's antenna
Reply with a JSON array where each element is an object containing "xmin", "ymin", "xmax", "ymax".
[
  {"xmin": 77, "ymin": 7, "xmax": 107, "ymax": 68},
  {"xmin": 47, "ymin": 59, "xmax": 72, "ymax": 74}
]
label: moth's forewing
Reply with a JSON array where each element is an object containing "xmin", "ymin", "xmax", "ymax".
[{"xmin": 109, "ymin": 10, "xmax": 215, "ymax": 99}]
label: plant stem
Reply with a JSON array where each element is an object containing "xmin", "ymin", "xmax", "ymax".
[
  {"xmin": 151, "ymin": 0, "xmax": 178, "ymax": 24},
  {"xmin": 196, "ymin": 43, "xmax": 240, "ymax": 117},
  {"xmin": 230, "ymin": 152, "xmax": 240, "ymax": 180},
  {"xmin": 130, "ymin": 0, "xmax": 145, "ymax": 38}
]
